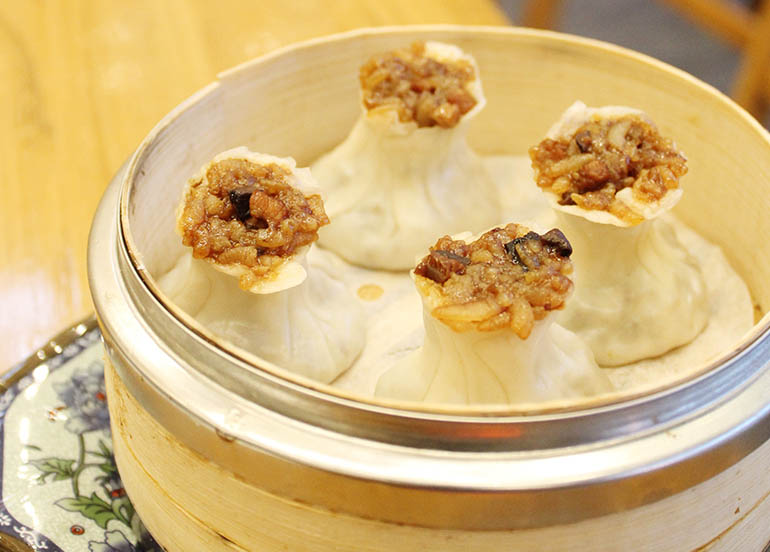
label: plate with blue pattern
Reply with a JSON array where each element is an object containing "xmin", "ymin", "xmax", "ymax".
[{"xmin": 0, "ymin": 318, "xmax": 160, "ymax": 552}]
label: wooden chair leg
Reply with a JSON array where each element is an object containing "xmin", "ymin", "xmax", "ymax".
[
  {"xmin": 731, "ymin": 0, "xmax": 770, "ymax": 118},
  {"xmin": 658, "ymin": 0, "xmax": 752, "ymax": 47},
  {"xmin": 766, "ymin": 69, "xmax": 770, "ymax": 113},
  {"xmin": 520, "ymin": 0, "xmax": 564, "ymax": 29}
]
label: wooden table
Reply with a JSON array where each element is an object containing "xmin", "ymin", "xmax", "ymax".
[{"xmin": 0, "ymin": 1, "xmax": 509, "ymax": 371}]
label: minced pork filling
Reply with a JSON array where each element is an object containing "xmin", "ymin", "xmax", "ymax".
[
  {"xmin": 179, "ymin": 158, "xmax": 328, "ymax": 289},
  {"xmin": 359, "ymin": 41, "xmax": 477, "ymax": 128},
  {"xmin": 529, "ymin": 115, "xmax": 687, "ymax": 223},
  {"xmin": 414, "ymin": 224, "xmax": 574, "ymax": 338}
]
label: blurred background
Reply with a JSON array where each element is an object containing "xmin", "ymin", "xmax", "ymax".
[{"xmin": 502, "ymin": 0, "xmax": 770, "ymax": 127}]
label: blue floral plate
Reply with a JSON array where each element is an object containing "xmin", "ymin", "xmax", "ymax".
[{"xmin": 0, "ymin": 318, "xmax": 160, "ymax": 551}]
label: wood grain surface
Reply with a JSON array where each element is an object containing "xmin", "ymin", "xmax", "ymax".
[{"xmin": 0, "ymin": 1, "xmax": 509, "ymax": 371}]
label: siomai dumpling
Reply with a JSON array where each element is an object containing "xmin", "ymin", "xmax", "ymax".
[
  {"xmin": 160, "ymin": 147, "xmax": 365, "ymax": 383},
  {"xmin": 529, "ymin": 102, "xmax": 708, "ymax": 366},
  {"xmin": 375, "ymin": 224, "xmax": 611, "ymax": 405},
  {"xmin": 312, "ymin": 41, "xmax": 500, "ymax": 270}
]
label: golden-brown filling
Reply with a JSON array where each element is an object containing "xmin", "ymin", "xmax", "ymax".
[
  {"xmin": 529, "ymin": 115, "xmax": 687, "ymax": 223},
  {"xmin": 414, "ymin": 224, "xmax": 574, "ymax": 338},
  {"xmin": 359, "ymin": 41, "xmax": 477, "ymax": 128},
  {"xmin": 179, "ymin": 158, "xmax": 329, "ymax": 289}
]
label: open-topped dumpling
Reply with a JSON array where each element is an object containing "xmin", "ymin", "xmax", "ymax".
[
  {"xmin": 375, "ymin": 224, "xmax": 611, "ymax": 405},
  {"xmin": 529, "ymin": 103, "xmax": 708, "ymax": 366},
  {"xmin": 312, "ymin": 41, "xmax": 500, "ymax": 270},
  {"xmin": 359, "ymin": 40, "xmax": 482, "ymax": 128},
  {"xmin": 530, "ymin": 101, "xmax": 687, "ymax": 226},
  {"xmin": 177, "ymin": 148, "xmax": 328, "ymax": 293},
  {"xmin": 162, "ymin": 148, "xmax": 365, "ymax": 383}
]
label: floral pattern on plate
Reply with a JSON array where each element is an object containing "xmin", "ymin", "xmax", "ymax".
[{"xmin": 0, "ymin": 319, "xmax": 160, "ymax": 551}]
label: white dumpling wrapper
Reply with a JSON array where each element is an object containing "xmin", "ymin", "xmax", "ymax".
[
  {"xmin": 159, "ymin": 251, "xmax": 365, "ymax": 383},
  {"xmin": 375, "ymin": 243, "xmax": 611, "ymax": 405},
  {"xmin": 556, "ymin": 211, "xmax": 709, "ymax": 366},
  {"xmin": 376, "ymin": 294, "xmax": 611, "ymax": 405},
  {"xmin": 312, "ymin": 41, "xmax": 500, "ymax": 270},
  {"xmin": 167, "ymin": 147, "xmax": 364, "ymax": 382}
]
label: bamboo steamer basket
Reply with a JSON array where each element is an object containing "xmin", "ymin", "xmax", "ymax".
[{"xmin": 88, "ymin": 26, "xmax": 770, "ymax": 551}]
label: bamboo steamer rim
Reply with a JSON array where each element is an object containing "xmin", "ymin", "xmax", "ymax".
[
  {"xmin": 88, "ymin": 25, "xmax": 770, "ymax": 523},
  {"xmin": 118, "ymin": 24, "xmax": 770, "ymax": 417}
]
